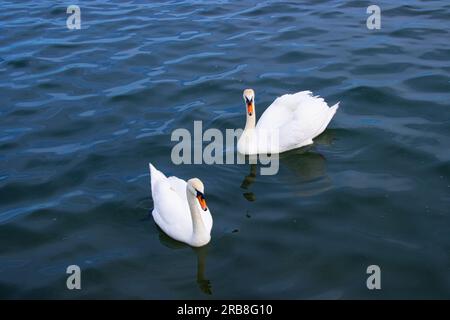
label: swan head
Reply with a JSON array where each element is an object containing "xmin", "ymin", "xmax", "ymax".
[
  {"xmin": 187, "ymin": 178, "xmax": 208, "ymax": 211},
  {"xmin": 243, "ymin": 88, "xmax": 255, "ymax": 116}
]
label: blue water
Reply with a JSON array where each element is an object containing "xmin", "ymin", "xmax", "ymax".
[{"xmin": 0, "ymin": 0, "xmax": 449, "ymax": 299}]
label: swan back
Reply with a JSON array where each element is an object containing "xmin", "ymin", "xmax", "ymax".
[{"xmin": 254, "ymin": 91, "xmax": 339, "ymax": 152}]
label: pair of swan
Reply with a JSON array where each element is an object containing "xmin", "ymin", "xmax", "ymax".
[{"xmin": 150, "ymin": 89, "xmax": 339, "ymax": 247}]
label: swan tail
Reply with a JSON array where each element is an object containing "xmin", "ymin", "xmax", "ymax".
[
  {"xmin": 325, "ymin": 102, "xmax": 339, "ymax": 125},
  {"xmin": 329, "ymin": 102, "xmax": 339, "ymax": 121},
  {"xmin": 149, "ymin": 163, "xmax": 166, "ymax": 189},
  {"xmin": 310, "ymin": 101, "xmax": 339, "ymax": 140},
  {"xmin": 330, "ymin": 101, "xmax": 340, "ymax": 113}
]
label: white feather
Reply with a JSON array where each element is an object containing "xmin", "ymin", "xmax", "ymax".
[
  {"xmin": 238, "ymin": 91, "xmax": 339, "ymax": 154},
  {"xmin": 149, "ymin": 164, "xmax": 212, "ymax": 247}
]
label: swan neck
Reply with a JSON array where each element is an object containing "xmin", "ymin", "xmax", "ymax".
[
  {"xmin": 244, "ymin": 104, "xmax": 256, "ymax": 131},
  {"xmin": 187, "ymin": 190, "xmax": 207, "ymax": 239}
]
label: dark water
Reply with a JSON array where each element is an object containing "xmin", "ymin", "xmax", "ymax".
[{"xmin": 1, "ymin": 0, "xmax": 449, "ymax": 299}]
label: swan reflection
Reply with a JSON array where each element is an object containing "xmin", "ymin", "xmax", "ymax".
[
  {"xmin": 240, "ymin": 130, "xmax": 335, "ymax": 199},
  {"xmin": 156, "ymin": 226, "xmax": 212, "ymax": 295}
]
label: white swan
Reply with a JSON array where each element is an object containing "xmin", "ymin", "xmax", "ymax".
[
  {"xmin": 149, "ymin": 163, "xmax": 212, "ymax": 247},
  {"xmin": 237, "ymin": 89, "xmax": 339, "ymax": 155}
]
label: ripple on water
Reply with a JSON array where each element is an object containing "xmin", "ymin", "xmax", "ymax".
[
  {"xmin": 403, "ymin": 75, "xmax": 450, "ymax": 93},
  {"xmin": 1, "ymin": 0, "xmax": 450, "ymax": 299}
]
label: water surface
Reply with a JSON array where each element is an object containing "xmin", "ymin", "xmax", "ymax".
[{"xmin": 1, "ymin": 0, "xmax": 450, "ymax": 299}]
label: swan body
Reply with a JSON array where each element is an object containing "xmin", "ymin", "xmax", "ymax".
[
  {"xmin": 237, "ymin": 89, "xmax": 339, "ymax": 155},
  {"xmin": 149, "ymin": 163, "xmax": 212, "ymax": 247}
]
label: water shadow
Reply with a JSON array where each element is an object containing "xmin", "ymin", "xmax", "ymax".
[
  {"xmin": 239, "ymin": 130, "xmax": 335, "ymax": 199},
  {"xmin": 156, "ymin": 224, "xmax": 212, "ymax": 295}
]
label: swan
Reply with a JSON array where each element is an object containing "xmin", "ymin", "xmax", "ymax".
[
  {"xmin": 237, "ymin": 89, "xmax": 339, "ymax": 155},
  {"xmin": 149, "ymin": 163, "xmax": 212, "ymax": 247}
]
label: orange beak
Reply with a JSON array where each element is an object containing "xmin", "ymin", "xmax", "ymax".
[
  {"xmin": 247, "ymin": 102, "xmax": 253, "ymax": 116},
  {"xmin": 197, "ymin": 194, "xmax": 207, "ymax": 211}
]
